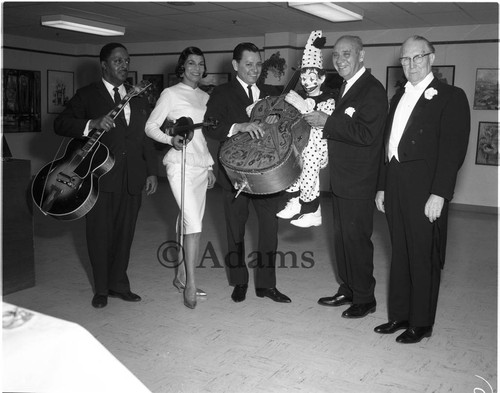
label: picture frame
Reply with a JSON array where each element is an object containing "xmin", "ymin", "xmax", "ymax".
[
  {"xmin": 475, "ymin": 122, "xmax": 498, "ymax": 166},
  {"xmin": 167, "ymin": 72, "xmax": 231, "ymax": 94},
  {"xmin": 47, "ymin": 70, "xmax": 73, "ymax": 114},
  {"xmin": 142, "ymin": 74, "xmax": 164, "ymax": 108},
  {"xmin": 199, "ymin": 73, "xmax": 231, "ymax": 94},
  {"xmin": 473, "ymin": 68, "xmax": 498, "ymax": 110},
  {"xmin": 126, "ymin": 71, "xmax": 137, "ymax": 86},
  {"xmin": 432, "ymin": 65, "xmax": 455, "ymax": 86},
  {"xmin": 2, "ymin": 68, "xmax": 41, "ymax": 133},
  {"xmin": 167, "ymin": 73, "xmax": 180, "ymax": 87},
  {"xmin": 386, "ymin": 65, "xmax": 455, "ymax": 101}
]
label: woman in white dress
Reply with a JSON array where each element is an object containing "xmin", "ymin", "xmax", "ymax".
[{"xmin": 145, "ymin": 47, "xmax": 215, "ymax": 309}]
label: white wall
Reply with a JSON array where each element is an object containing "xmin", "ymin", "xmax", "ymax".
[{"xmin": 3, "ymin": 24, "xmax": 498, "ymax": 209}]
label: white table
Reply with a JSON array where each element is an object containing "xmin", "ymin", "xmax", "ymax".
[{"xmin": 2, "ymin": 303, "xmax": 152, "ymax": 393}]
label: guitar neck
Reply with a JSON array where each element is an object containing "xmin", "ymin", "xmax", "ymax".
[{"xmin": 81, "ymin": 89, "xmax": 139, "ymax": 153}]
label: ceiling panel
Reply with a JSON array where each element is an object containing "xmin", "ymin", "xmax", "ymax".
[{"xmin": 2, "ymin": 2, "xmax": 498, "ymax": 45}]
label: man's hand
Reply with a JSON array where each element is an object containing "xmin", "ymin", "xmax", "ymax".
[
  {"xmin": 375, "ymin": 191, "xmax": 385, "ymax": 213},
  {"xmin": 235, "ymin": 121, "xmax": 265, "ymax": 139},
  {"xmin": 425, "ymin": 194, "xmax": 445, "ymax": 222},
  {"xmin": 145, "ymin": 175, "xmax": 158, "ymax": 195},
  {"xmin": 303, "ymin": 110, "xmax": 329, "ymax": 128},
  {"xmin": 285, "ymin": 91, "xmax": 314, "ymax": 114},
  {"xmin": 90, "ymin": 115, "xmax": 115, "ymax": 131}
]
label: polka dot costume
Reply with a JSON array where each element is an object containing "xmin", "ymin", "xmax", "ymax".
[
  {"xmin": 301, "ymin": 30, "xmax": 324, "ymax": 69},
  {"xmin": 287, "ymin": 94, "xmax": 335, "ymax": 202}
]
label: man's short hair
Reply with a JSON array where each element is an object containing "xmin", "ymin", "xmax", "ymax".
[
  {"xmin": 100, "ymin": 43, "xmax": 127, "ymax": 62},
  {"xmin": 233, "ymin": 42, "xmax": 260, "ymax": 62},
  {"xmin": 334, "ymin": 35, "xmax": 364, "ymax": 52},
  {"xmin": 403, "ymin": 35, "xmax": 436, "ymax": 54}
]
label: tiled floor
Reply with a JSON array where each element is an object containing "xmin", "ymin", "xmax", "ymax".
[{"xmin": 4, "ymin": 181, "xmax": 497, "ymax": 393}]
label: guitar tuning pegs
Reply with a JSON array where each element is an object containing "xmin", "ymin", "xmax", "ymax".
[{"xmin": 205, "ymin": 117, "xmax": 219, "ymax": 128}]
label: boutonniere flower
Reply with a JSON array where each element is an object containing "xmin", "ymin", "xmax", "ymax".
[
  {"xmin": 424, "ymin": 87, "xmax": 438, "ymax": 100},
  {"xmin": 345, "ymin": 107, "xmax": 356, "ymax": 117}
]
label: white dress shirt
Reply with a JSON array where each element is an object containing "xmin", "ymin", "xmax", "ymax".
[
  {"xmin": 227, "ymin": 76, "xmax": 261, "ymax": 137},
  {"xmin": 84, "ymin": 79, "xmax": 130, "ymax": 136},
  {"xmin": 388, "ymin": 72, "xmax": 434, "ymax": 161},
  {"xmin": 342, "ymin": 66, "xmax": 366, "ymax": 97}
]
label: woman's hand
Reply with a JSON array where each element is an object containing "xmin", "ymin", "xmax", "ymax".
[
  {"xmin": 207, "ymin": 170, "xmax": 216, "ymax": 189},
  {"xmin": 171, "ymin": 134, "xmax": 190, "ymax": 150}
]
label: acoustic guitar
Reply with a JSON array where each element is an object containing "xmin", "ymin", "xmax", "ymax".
[{"xmin": 31, "ymin": 81, "xmax": 151, "ymax": 221}]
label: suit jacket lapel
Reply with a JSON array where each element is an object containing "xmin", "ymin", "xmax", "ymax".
[
  {"xmin": 338, "ymin": 70, "xmax": 369, "ymax": 105},
  {"xmin": 400, "ymin": 78, "xmax": 440, "ymax": 138},
  {"xmin": 231, "ymin": 78, "xmax": 253, "ymax": 106}
]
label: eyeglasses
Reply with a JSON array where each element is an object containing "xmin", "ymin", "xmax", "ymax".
[
  {"xmin": 111, "ymin": 57, "xmax": 130, "ymax": 66},
  {"xmin": 399, "ymin": 52, "xmax": 432, "ymax": 66}
]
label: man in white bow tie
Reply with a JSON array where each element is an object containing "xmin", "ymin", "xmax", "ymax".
[{"xmin": 374, "ymin": 35, "xmax": 470, "ymax": 344}]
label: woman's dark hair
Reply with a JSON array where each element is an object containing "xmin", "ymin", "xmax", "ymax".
[
  {"xmin": 232, "ymin": 42, "xmax": 260, "ymax": 62},
  {"xmin": 99, "ymin": 43, "xmax": 127, "ymax": 62},
  {"xmin": 175, "ymin": 47, "xmax": 207, "ymax": 78}
]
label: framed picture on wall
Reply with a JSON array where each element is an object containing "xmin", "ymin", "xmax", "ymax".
[
  {"xmin": 199, "ymin": 73, "xmax": 231, "ymax": 94},
  {"xmin": 167, "ymin": 73, "xmax": 180, "ymax": 87},
  {"xmin": 473, "ymin": 68, "xmax": 498, "ymax": 110},
  {"xmin": 2, "ymin": 69, "xmax": 41, "ymax": 133},
  {"xmin": 142, "ymin": 74, "xmax": 164, "ymax": 108},
  {"xmin": 386, "ymin": 65, "xmax": 455, "ymax": 101},
  {"xmin": 432, "ymin": 65, "xmax": 455, "ymax": 85},
  {"xmin": 126, "ymin": 71, "xmax": 137, "ymax": 86},
  {"xmin": 47, "ymin": 70, "xmax": 73, "ymax": 114},
  {"xmin": 475, "ymin": 121, "xmax": 498, "ymax": 166}
]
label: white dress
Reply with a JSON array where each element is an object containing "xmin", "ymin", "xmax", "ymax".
[{"xmin": 145, "ymin": 82, "xmax": 214, "ymax": 234}]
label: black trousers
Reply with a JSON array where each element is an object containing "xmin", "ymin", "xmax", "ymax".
[
  {"xmin": 385, "ymin": 159, "xmax": 442, "ymax": 326},
  {"xmin": 223, "ymin": 188, "xmax": 281, "ymax": 289},
  {"xmin": 331, "ymin": 194, "xmax": 376, "ymax": 304},
  {"xmin": 86, "ymin": 182, "xmax": 142, "ymax": 295}
]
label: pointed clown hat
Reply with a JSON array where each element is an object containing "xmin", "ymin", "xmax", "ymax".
[{"xmin": 301, "ymin": 30, "xmax": 326, "ymax": 69}]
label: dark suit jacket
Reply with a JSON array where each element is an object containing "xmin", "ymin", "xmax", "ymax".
[
  {"xmin": 323, "ymin": 71, "xmax": 388, "ymax": 199},
  {"xmin": 203, "ymin": 78, "xmax": 276, "ymax": 189},
  {"xmin": 54, "ymin": 81, "xmax": 158, "ymax": 194},
  {"xmin": 377, "ymin": 78, "xmax": 470, "ymax": 201}
]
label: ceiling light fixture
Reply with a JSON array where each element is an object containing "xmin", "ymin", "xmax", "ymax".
[
  {"xmin": 288, "ymin": 2, "xmax": 363, "ymax": 22},
  {"xmin": 41, "ymin": 15, "xmax": 125, "ymax": 36}
]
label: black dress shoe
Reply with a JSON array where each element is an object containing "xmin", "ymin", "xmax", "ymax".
[
  {"xmin": 341, "ymin": 301, "xmax": 376, "ymax": 318},
  {"xmin": 255, "ymin": 288, "xmax": 291, "ymax": 303},
  {"xmin": 108, "ymin": 290, "xmax": 141, "ymax": 302},
  {"xmin": 374, "ymin": 320, "xmax": 409, "ymax": 334},
  {"xmin": 231, "ymin": 284, "xmax": 248, "ymax": 302},
  {"xmin": 396, "ymin": 326, "xmax": 432, "ymax": 344},
  {"xmin": 318, "ymin": 293, "xmax": 353, "ymax": 307},
  {"xmin": 92, "ymin": 294, "xmax": 108, "ymax": 308}
]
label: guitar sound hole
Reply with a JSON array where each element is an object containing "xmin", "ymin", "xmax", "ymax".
[{"xmin": 265, "ymin": 114, "xmax": 280, "ymax": 124}]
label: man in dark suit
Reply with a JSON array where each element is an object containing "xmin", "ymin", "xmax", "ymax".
[
  {"xmin": 374, "ymin": 36, "xmax": 470, "ymax": 343},
  {"xmin": 203, "ymin": 42, "xmax": 290, "ymax": 304},
  {"xmin": 305, "ymin": 36, "xmax": 388, "ymax": 318},
  {"xmin": 54, "ymin": 43, "xmax": 158, "ymax": 308}
]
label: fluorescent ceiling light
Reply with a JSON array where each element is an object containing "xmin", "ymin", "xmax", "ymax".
[
  {"xmin": 41, "ymin": 15, "xmax": 125, "ymax": 36},
  {"xmin": 288, "ymin": 2, "xmax": 363, "ymax": 22}
]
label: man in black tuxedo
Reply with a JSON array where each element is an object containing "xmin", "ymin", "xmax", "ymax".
[
  {"xmin": 203, "ymin": 42, "xmax": 290, "ymax": 304},
  {"xmin": 54, "ymin": 43, "xmax": 158, "ymax": 308},
  {"xmin": 374, "ymin": 36, "xmax": 470, "ymax": 343},
  {"xmin": 305, "ymin": 36, "xmax": 388, "ymax": 318}
]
